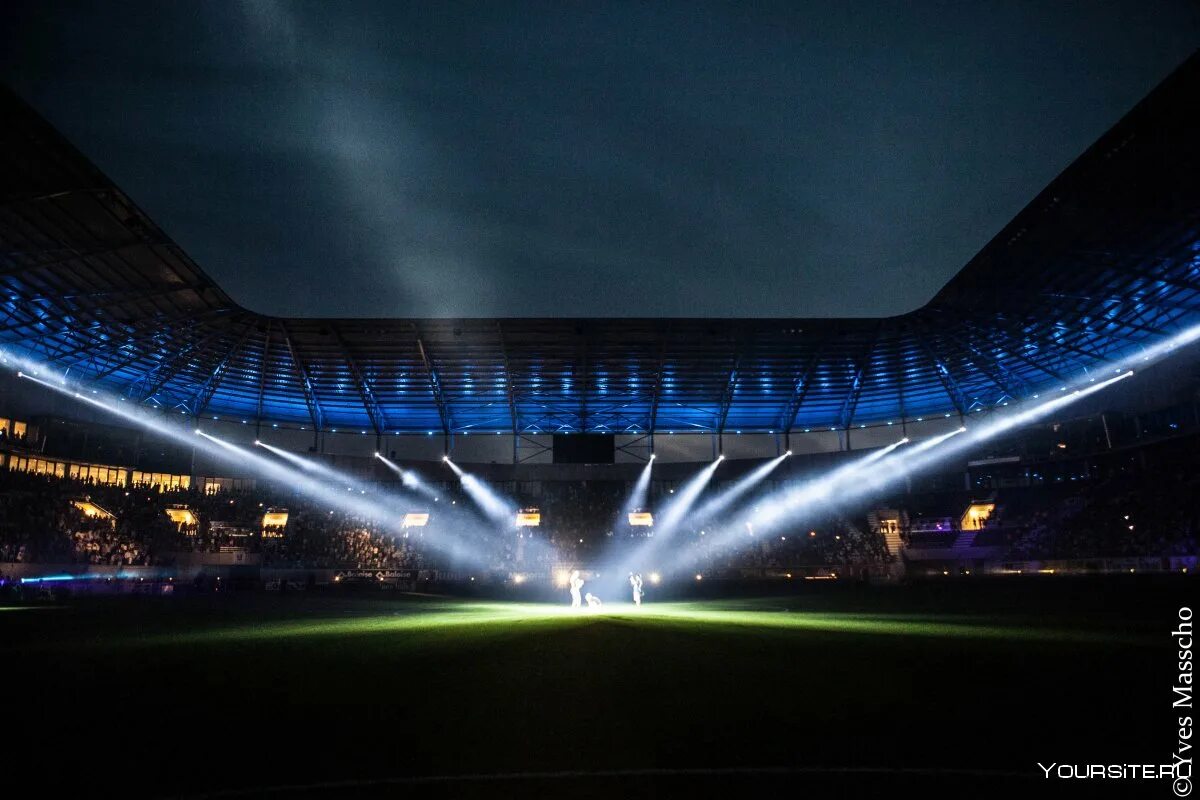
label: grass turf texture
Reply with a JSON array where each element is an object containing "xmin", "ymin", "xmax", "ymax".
[{"xmin": 3, "ymin": 580, "xmax": 1190, "ymax": 798}]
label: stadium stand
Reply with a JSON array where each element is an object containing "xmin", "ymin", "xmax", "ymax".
[
  {"xmin": 1, "ymin": 55, "xmax": 1199, "ymax": 590},
  {"xmin": 2, "ymin": 405, "xmax": 1197, "ymax": 586}
]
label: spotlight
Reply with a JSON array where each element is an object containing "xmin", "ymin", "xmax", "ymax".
[
  {"xmin": 681, "ymin": 437, "xmax": 911, "ymax": 566},
  {"xmin": 619, "ymin": 455, "xmax": 725, "ymax": 582},
  {"xmin": 649, "ymin": 572, "xmax": 661, "ymax": 584},
  {"xmin": 442, "ymin": 455, "xmax": 450, "ymax": 462},
  {"xmin": 41, "ymin": 391, "xmax": 501, "ymax": 567},
  {"xmin": 253, "ymin": 439, "xmax": 260, "ymax": 446},
  {"xmin": 717, "ymin": 454, "xmax": 725, "ymax": 461},
  {"xmin": 672, "ymin": 450, "xmax": 790, "ymax": 549},
  {"xmin": 376, "ymin": 453, "xmax": 439, "ymax": 500},
  {"xmin": 785, "ymin": 450, "xmax": 793, "ymax": 456},
  {"xmin": 373, "ymin": 452, "xmax": 380, "ymax": 458},
  {"xmin": 706, "ymin": 370, "xmax": 1134, "ymax": 568},
  {"xmin": 617, "ymin": 454, "xmax": 656, "ymax": 530}
]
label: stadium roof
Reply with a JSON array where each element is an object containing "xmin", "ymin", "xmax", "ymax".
[{"xmin": 2, "ymin": 52, "xmax": 1198, "ymax": 438}]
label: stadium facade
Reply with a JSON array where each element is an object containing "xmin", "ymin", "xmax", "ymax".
[{"xmin": 1, "ymin": 54, "xmax": 1198, "ymax": 459}]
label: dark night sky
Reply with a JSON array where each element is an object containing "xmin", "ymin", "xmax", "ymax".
[{"xmin": 2, "ymin": 2, "xmax": 1197, "ymax": 318}]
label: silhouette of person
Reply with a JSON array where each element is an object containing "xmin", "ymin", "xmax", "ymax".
[
  {"xmin": 569, "ymin": 570, "xmax": 584, "ymax": 608},
  {"xmin": 629, "ymin": 573, "xmax": 644, "ymax": 606}
]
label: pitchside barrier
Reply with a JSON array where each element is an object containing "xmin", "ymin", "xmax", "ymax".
[
  {"xmin": 3, "ymin": 557, "xmax": 1193, "ymax": 591},
  {"xmin": 906, "ymin": 555, "xmax": 1197, "ymax": 577}
]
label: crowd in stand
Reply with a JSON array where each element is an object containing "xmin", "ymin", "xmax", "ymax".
[
  {"xmin": 535, "ymin": 481, "xmax": 627, "ymax": 563},
  {"xmin": 258, "ymin": 511, "xmax": 421, "ymax": 570},
  {"xmin": 1, "ymin": 445, "xmax": 1197, "ymax": 573},
  {"xmin": 1005, "ymin": 474, "xmax": 1199, "ymax": 560},
  {"xmin": 0, "ymin": 476, "xmax": 75, "ymax": 563},
  {"xmin": 0, "ymin": 470, "xmax": 427, "ymax": 571},
  {"xmin": 666, "ymin": 511, "xmax": 892, "ymax": 573}
]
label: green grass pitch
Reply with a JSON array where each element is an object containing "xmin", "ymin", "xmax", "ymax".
[{"xmin": 2, "ymin": 583, "xmax": 1185, "ymax": 798}]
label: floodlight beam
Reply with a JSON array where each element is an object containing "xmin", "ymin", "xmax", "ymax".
[{"xmin": 19, "ymin": 371, "xmax": 493, "ymax": 567}]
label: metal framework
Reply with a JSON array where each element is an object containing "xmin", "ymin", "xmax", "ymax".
[{"xmin": 3, "ymin": 53, "xmax": 1200, "ymax": 436}]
